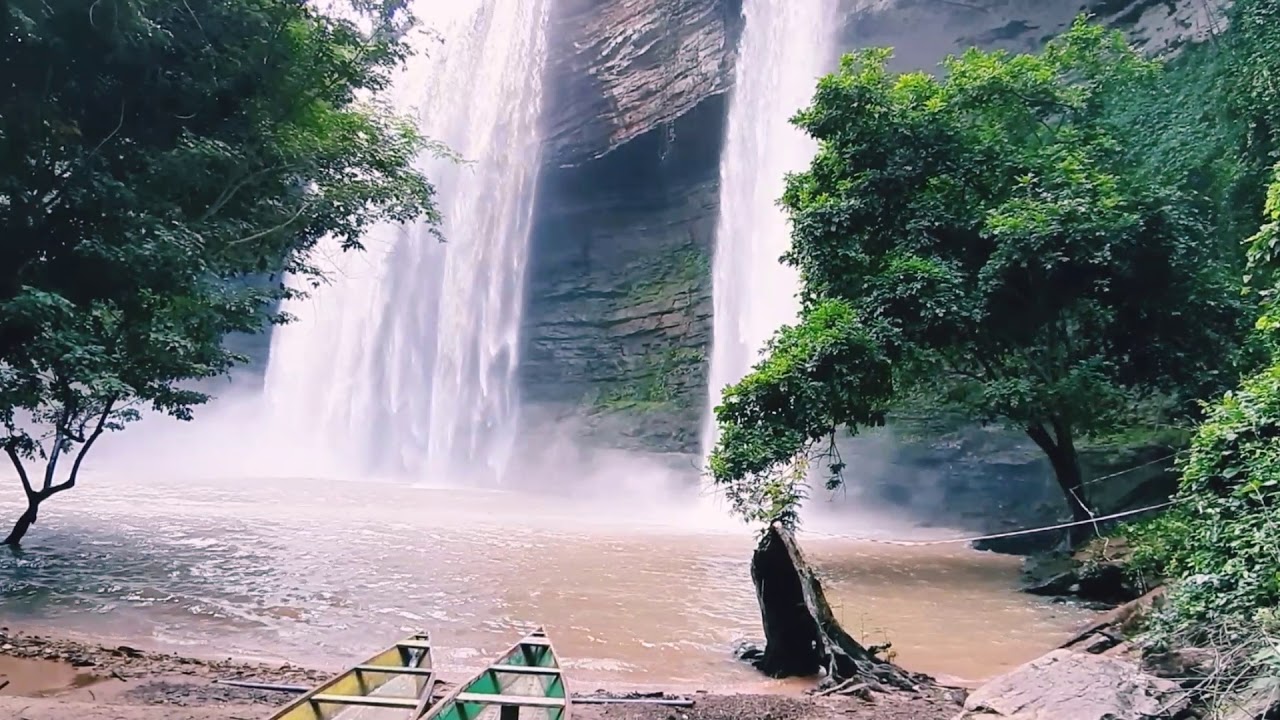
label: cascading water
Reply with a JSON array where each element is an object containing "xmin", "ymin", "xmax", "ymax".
[
  {"xmin": 262, "ymin": 0, "xmax": 549, "ymax": 483},
  {"xmin": 702, "ymin": 0, "xmax": 839, "ymax": 460}
]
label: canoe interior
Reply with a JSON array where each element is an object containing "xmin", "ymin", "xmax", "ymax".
[
  {"xmin": 267, "ymin": 633, "xmax": 435, "ymax": 720},
  {"xmin": 425, "ymin": 629, "xmax": 570, "ymax": 720}
]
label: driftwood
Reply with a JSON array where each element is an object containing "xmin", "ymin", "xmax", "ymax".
[
  {"xmin": 748, "ymin": 522, "xmax": 925, "ymax": 692},
  {"xmin": 216, "ymin": 679, "xmax": 310, "ymax": 692},
  {"xmin": 1058, "ymin": 586, "xmax": 1167, "ymax": 655}
]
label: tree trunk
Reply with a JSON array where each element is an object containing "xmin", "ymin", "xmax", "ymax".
[
  {"xmin": 1026, "ymin": 421, "xmax": 1095, "ymax": 547},
  {"xmin": 1048, "ymin": 450, "xmax": 1094, "ymax": 546},
  {"xmin": 3, "ymin": 496, "xmax": 40, "ymax": 547},
  {"xmin": 748, "ymin": 522, "xmax": 924, "ymax": 692}
]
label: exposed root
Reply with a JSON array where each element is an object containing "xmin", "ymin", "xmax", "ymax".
[{"xmin": 748, "ymin": 522, "xmax": 932, "ymax": 693}]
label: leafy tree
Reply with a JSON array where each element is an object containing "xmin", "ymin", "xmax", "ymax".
[
  {"xmin": 709, "ymin": 19, "xmax": 1245, "ymax": 538},
  {"xmin": 0, "ymin": 0, "xmax": 439, "ymax": 545},
  {"xmin": 1123, "ymin": 168, "xmax": 1280, "ymax": 637}
]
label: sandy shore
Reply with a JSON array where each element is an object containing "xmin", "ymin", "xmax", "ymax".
[{"xmin": 0, "ymin": 627, "xmax": 962, "ymax": 720}]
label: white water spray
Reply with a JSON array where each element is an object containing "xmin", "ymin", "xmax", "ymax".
[
  {"xmin": 702, "ymin": 0, "xmax": 840, "ymax": 460},
  {"xmin": 262, "ymin": 0, "xmax": 549, "ymax": 483}
]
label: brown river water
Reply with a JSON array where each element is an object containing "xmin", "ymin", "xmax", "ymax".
[{"xmin": 0, "ymin": 471, "xmax": 1095, "ymax": 689}]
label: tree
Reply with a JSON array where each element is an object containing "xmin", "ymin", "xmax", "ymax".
[
  {"xmin": 709, "ymin": 19, "xmax": 1245, "ymax": 540},
  {"xmin": 0, "ymin": 0, "xmax": 439, "ymax": 545}
]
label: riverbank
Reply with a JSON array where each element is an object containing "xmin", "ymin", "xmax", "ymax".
[{"xmin": 0, "ymin": 627, "xmax": 962, "ymax": 720}]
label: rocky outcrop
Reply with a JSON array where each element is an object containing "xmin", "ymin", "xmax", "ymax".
[
  {"xmin": 839, "ymin": 0, "xmax": 1228, "ymax": 72},
  {"xmin": 542, "ymin": 0, "xmax": 743, "ymax": 167},
  {"xmin": 959, "ymin": 649, "xmax": 1187, "ymax": 719}
]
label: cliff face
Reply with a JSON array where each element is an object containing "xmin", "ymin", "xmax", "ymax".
[
  {"xmin": 519, "ymin": 0, "xmax": 742, "ymax": 455},
  {"xmin": 521, "ymin": 97, "xmax": 723, "ymax": 454},
  {"xmin": 542, "ymin": 0, "xmax": 743, "ymax": 168}
]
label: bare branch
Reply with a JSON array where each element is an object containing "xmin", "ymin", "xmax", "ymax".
[
  {"xmin": 40, "ymin": 100, "xmax": 128, "ymax": 215},
  {"xmin": 198, "ymin": 163, "xmax": 292, "ymax": 224},
  {"xmin": 226, "ymin": 201, "xmax": 312, "ymax": 247},
  {"xmin": 48, "ymin": 397, "xmax": 116, "ymax": 496},
  {"xmin": 4, "ymin": 443, "xmax": 35, "ymax": 499},
  {"xmin": 42, "ymin": 383, "xmax": 78, "ymax": 490}
]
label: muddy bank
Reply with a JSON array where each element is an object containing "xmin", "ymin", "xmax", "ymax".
[{"xmin": 0, "ymin": 628, "xmax": 961, "ymax": 720}]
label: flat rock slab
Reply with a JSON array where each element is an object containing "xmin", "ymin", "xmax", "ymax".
[{"xmin": 958, "ymin": 649, "xmax": 1185, "ymax": 720}]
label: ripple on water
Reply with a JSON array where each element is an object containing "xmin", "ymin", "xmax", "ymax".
[{"xmin": 0, "ymin": 474, "xmax": 1096, "ymax": 684}]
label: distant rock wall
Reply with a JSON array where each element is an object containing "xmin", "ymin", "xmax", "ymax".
[
  {"xmin": 838, "ymin": 0, "xmax": 1227, "ymax": 72},
  {"xmin": 521, "ymin": 97, "xmax": 724, "ymax": 454}
]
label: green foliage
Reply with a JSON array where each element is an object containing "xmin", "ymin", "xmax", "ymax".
[
  {"xmin": 623, "ymin": 249, "xmax": 709, "ymax": 307},
  {"xmin": 598, "ymin": 347, "xmax": 704, "ymax": 412},
  {"xmin": 0, "ymin": 0, "xmax": 438, "ymax": 543},
  {"xmin": 1127, "ymin": 364, "xmax": 1280, "ymax": 635},
  {"xmin": 1223, "ymin": 0, "xmax": 1280, "ymax": 164},
  {"xmin": 1247, "ymin": 167, "xmax": 1280, "ymax": 333},
  {"xmin": 1110, "ymin": 0, "xmax": 1280, "ymax": 302},
  {"xmin": 709, "ymin": 300, "xmax": 891, "ymax": 521},
  {"xmin": 711, "ymin": 18, "xmax": 1246, "ymax": 524},
  {"xmin": 1129, "ymin": 166, "xmax": 1280, "ymax": 646}
]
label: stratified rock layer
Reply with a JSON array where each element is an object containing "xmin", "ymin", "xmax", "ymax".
[{"xmin": 542, "ymin": 0, "xmax": 743, "ymax": 167}]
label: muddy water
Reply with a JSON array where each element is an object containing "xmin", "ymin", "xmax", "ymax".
[{"xmin": 0, "ymin": 473, "xmax": 1094, "ymax": 687}]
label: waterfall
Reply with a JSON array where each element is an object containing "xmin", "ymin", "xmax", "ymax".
[
  {"xmin": 262, "ymin": 0, "xmax": 549, "ymax": 484},
  {"xmin": 702, "ymin": 0, "xmax": 839, "ymax": 462}
]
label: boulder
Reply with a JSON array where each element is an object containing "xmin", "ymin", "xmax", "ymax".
[
  {"xmin": 1020, "ymin": 540, "xmax": 1147, "ymax": 605},
  {"xmin": 958, "ymin": 649, "xmax": 1187, "ymax": 719},
  {"xmin": 1144, "ymin": 647, "xmax": 1217, "ymax": 682}
]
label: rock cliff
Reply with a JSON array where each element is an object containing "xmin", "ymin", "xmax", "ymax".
[
  {"xmin": 541, "ymin": 0, "xmax": 743, "ymax": 167},
  {"xmin": 519, "ymin": 0, "xmax": 742, "ymax": 455}
]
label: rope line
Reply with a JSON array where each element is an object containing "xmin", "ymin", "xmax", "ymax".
[
  {"xmin": 1079, "ymin": 451, "xmax": 1178, "ymax": 488},
  {"xmin": 797, "ymin": 500, "xmax": 1179, "ymax": 547}
]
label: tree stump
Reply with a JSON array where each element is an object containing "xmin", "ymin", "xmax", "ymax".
[{"xmin": 748, "ymin": 521, "xmax": 925, "ymax": 692}]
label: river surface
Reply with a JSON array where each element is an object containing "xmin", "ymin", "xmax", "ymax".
[{"xmin": 0, "ymin": 472, "xmax": 1094, "ymax": 688}]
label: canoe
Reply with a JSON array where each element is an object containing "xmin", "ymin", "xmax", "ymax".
[
  {"xmin": 423, "ymin": 628, "xmax": 569, "ymax": 720},
  {"xmin": 266, "ymin": 632, "xmax": 437, "ymax": 720}
]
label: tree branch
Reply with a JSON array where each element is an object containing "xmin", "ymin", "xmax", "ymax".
[
  {"xmin": 1049, "ymin": 415, "xmax": 1076, "ymax": 457},
  {"xmin": 1025, "ymin": 422, "xmax": 1059, "ymax": 457},
  {"xmin": 4, "ymin": 445, "xmax": 35, "ymax": 499},
  {"xmin": 43, "ymin": 383, "xmax": 78, "ymax": 490},
  {"xmin": 48, "ymin": 397, "xmax": 116, "ymax": 497},
  {"xmin": 226, "ymin": 201, "xmax": 311, "ymax": 247},
  {"xmin": 40, "ymin": 100, "xmax": 128, "ymax": 215},
  {"xmin": 198, "ymin": 163, "xmax": 292, "ymax": 223}
]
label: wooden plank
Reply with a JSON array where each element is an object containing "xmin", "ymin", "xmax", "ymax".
[
  {"xmin": 397, "ymin": 640, "xmax": 433, "ymax": 651},
  {"xmin": 455, "ymin": 693, "xmax": 566, "ymax": 709},
  {"xmin": 354, "ymin": 665, "xmax": 435, "ymax": 676},
  {"xmin": 489, "ymin": 665, "xmax": 559, "ymax": 676},
  {"xmin": 311, "ymin": 694, "xmax": 420, "ymax": 709}
]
